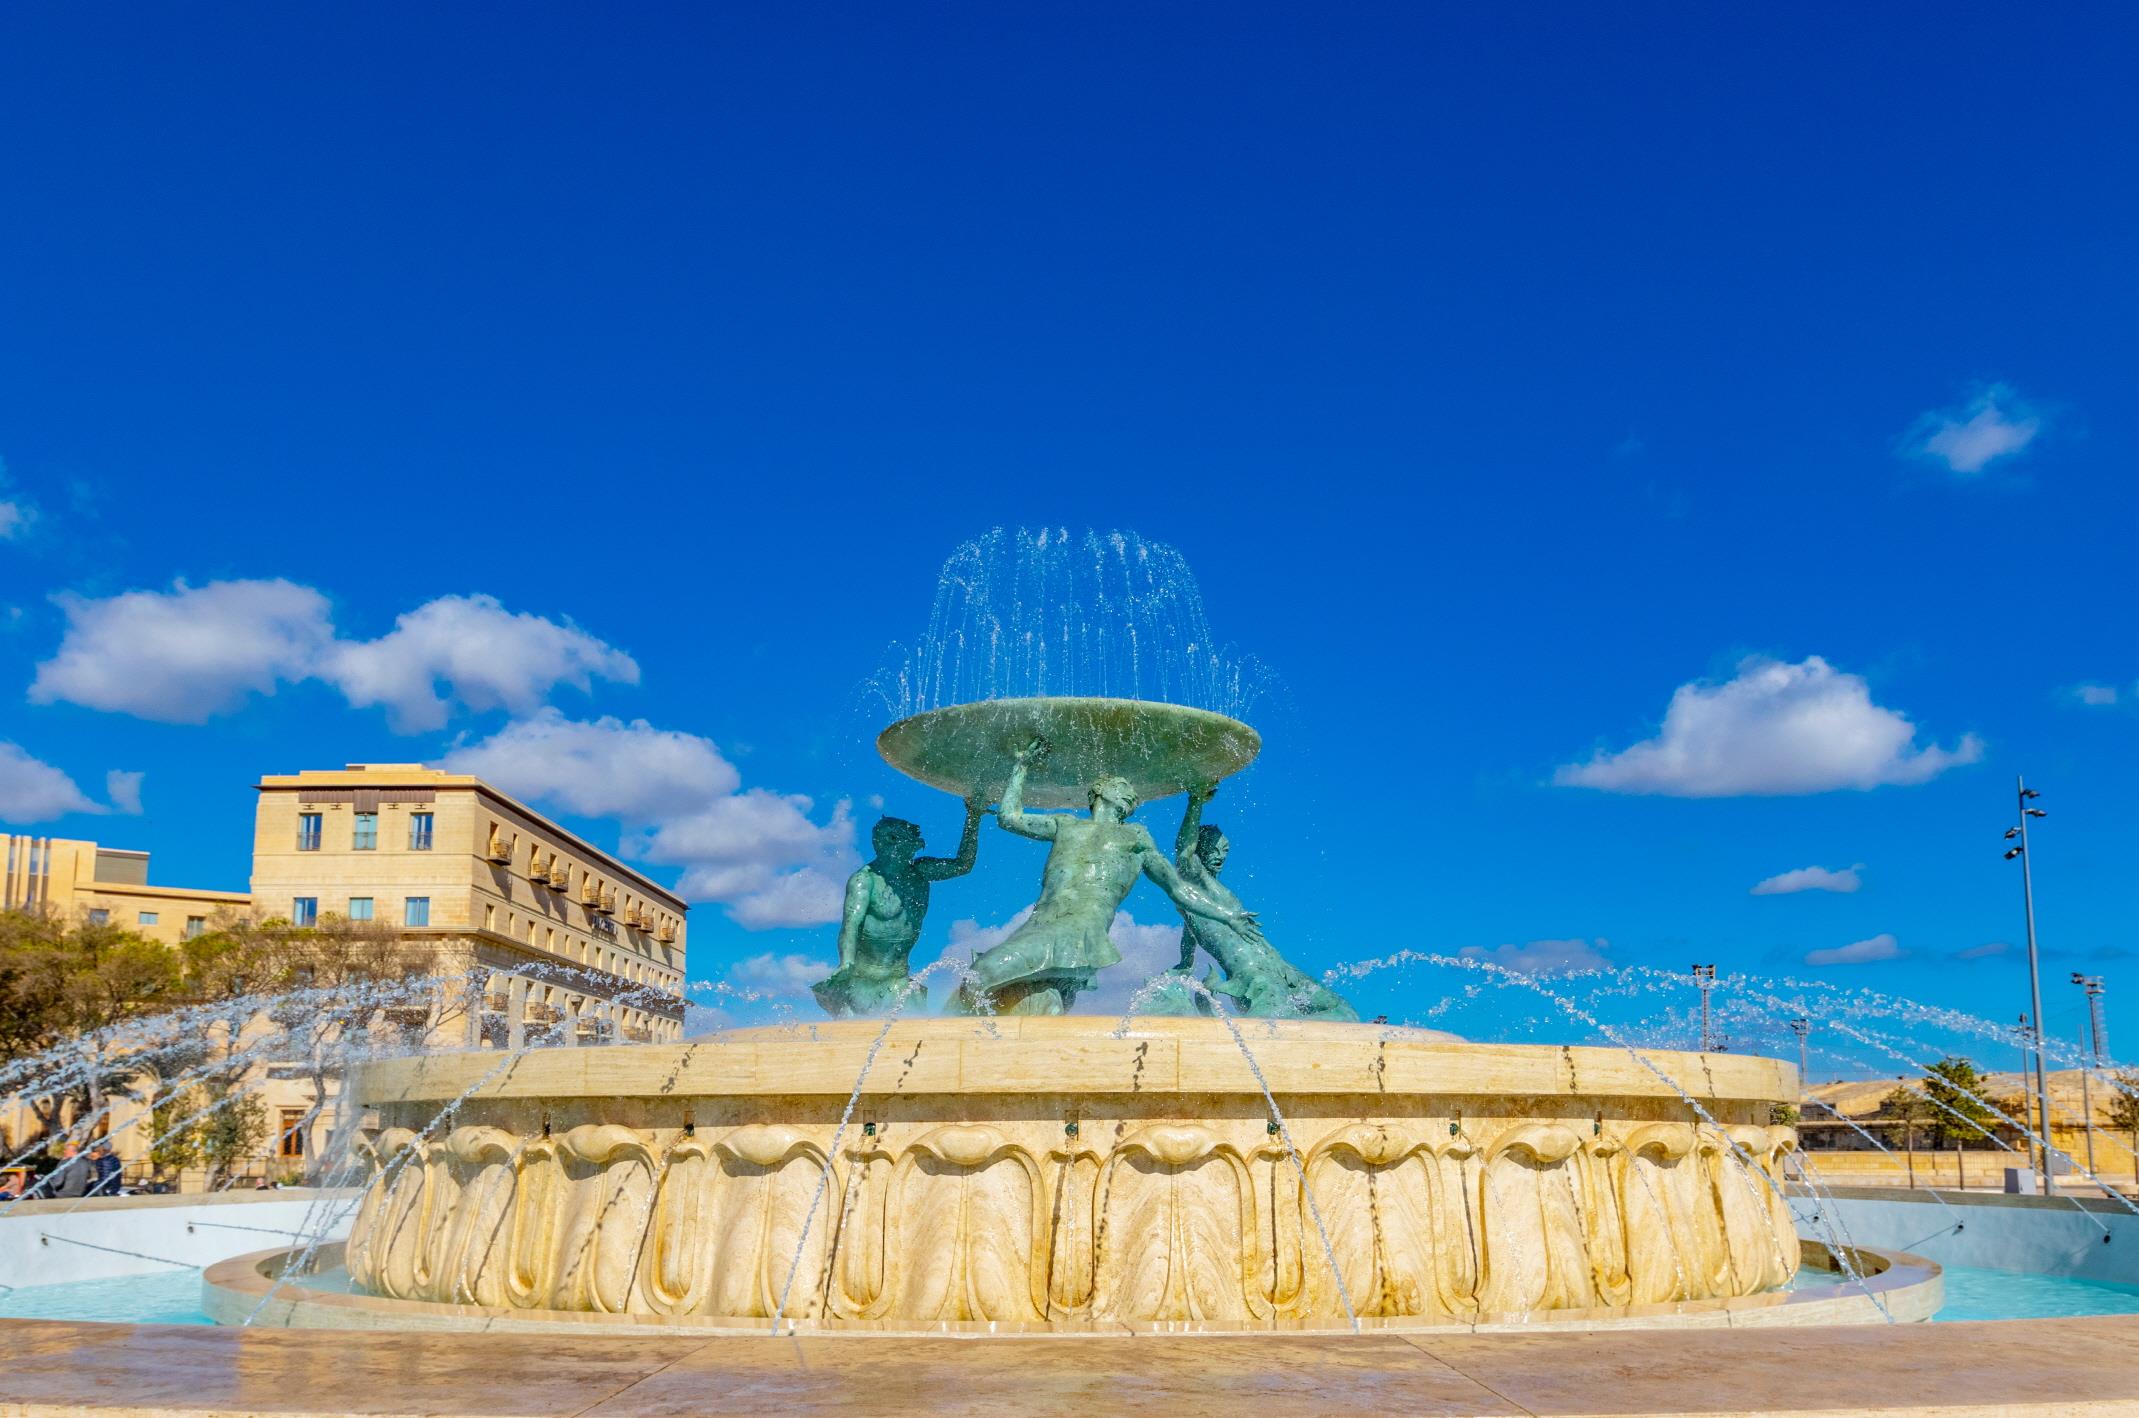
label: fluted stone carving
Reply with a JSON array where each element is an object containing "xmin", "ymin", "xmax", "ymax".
[{"xmin": 345, "ymin": 1089, "xmax": 1799, "ymax": 1326}]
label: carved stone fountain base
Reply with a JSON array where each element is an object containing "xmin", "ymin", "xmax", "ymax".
[{"xmin": 344, "ymin": 1018, "xmax": 1801, "ymax": 1328}]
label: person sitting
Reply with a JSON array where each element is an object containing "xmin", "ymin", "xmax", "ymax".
[{"xmin": 88, "ymin": 1141, "xmax": 123, "ymax": 1197}]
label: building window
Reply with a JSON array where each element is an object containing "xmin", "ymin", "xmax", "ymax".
[
  {"xmin": 277, "ymin": 1109, "xmax": 307, "ymax": 1159},
  {"xmin": 297, "ymin": 813, "xmax": 323, "ymax": 851},
  {"xmin": 86, "ymin": 908, "xmax": 110, "ymax": 926},
  {"xmin": 347, "ymin": 897, "xmax": 374, "ymax": 921},
  {"xmin": 292, "ymin": 897, "xmax": 318, "ymax": 926},
  {"xmin": 137, "ymin": 911, "xmax": 159, "ymax": 926},
  {"xmin": 184, "ymin": 916, "xmax": 206, "ymax": 939},
  {"xmin": 408, "ymin": 812, "xmax": 434, "ymax": 851},
  {"xmin": 352, "ymin": 812, "xmax": 378, "ymax": 851},
  {"xmin": 404, "ymin": 897, "xmax": 430, "ymax": 927}
]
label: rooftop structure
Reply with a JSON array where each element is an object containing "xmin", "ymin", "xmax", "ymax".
[{"xmin": 0, "ymin": 835, "xmax": 250, "ymax": 946}]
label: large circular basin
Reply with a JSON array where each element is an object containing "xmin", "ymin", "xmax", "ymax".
[{"xmin": 342, "ymin": 1018, "xmax": 1801, "ymax": 1330}]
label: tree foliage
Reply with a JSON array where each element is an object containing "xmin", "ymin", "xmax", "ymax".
[
  {"xmin": 2108, "ymin": 1071, "xmax": 2139, "ymax": 1138},
  {"xmin": 1876, "ymin": 1081, "xmax": 1932, "ymax": 1149},
  {"xmin": 1918, "ymin": 1057, "xmax": 2000, "ymax": 1148},
  {"xmin": 3, "ymin": 906, "xmax": 434, "ymax": 1167},
  {"xmin": 146, "ymin": 1081, "xmax": 268, "ymax": 1188}
]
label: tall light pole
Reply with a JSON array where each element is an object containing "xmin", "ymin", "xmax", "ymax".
[
  {"xmin": 2003, "ymin": 777, "xmax": 2053, "ymax": 1195},
  {"xmin": 2013, "ymin": 1013, "xmax": 2042, "ymax": 1177},
  {"xmin": 1692, "ymin": 964, "xmax": 1717, "ymax": 1052},
  {"xmin": 2072, "ymin": 973, "xmax": 2106, "ymax": 1182},
  {"xmin": 1787, "ymin": 1017, "xmax": 1811, "ymax": 1094}
]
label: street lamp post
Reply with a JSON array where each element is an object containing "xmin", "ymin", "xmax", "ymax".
[
  {"xmin": 2072, "ymin": 973, "xmax": 2106, "ymax": 1182},
  {"xmin": 2004, "ymin": 777, "xmax": 2054, "ymax": 1196},
  {"xmin": 1787, "ymin": 1017, "xmax": 1810, "ymax": 1094},
  {"xmin": 2015, "ymin": 1013, "xmax": 2040, "ymax": 1176},
  {"xmin": 1692, "ymin": 964, "xmax": 1717, "ymax": 1052}
]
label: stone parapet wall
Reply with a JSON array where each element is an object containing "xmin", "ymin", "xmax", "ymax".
[{"xmin": 344, "ymin": 1021, "xmax": 1800, "ymax": 1328}]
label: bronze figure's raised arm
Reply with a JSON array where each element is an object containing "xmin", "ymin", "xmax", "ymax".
[
  {"xmin": 811, "ymin": 795, "xmax": 987, "ymax": 1017},
  {"xmin": 950, "ymin": 738, "xmax": 1264, "ymax": 1016},
  {"xmin": 1164, "ymin": 782, "xmax": 1357, "ymax": 1021}
]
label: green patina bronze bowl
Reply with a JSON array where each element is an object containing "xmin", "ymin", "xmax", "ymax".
[{"xmin": 876, "ymin": 696, "xmax": 1260, "ymax": 809}]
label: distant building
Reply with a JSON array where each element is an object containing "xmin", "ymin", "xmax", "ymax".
[
  {"xmin": 1, "ymin": 835, "xmax": 250, "ymax": 945},
  {"xmin": 2, "ymin": 767, "xmax": 688, "ymax": 1187},
  {"xmin": 250, "ymin": 764, "xmax": 688, "ymax": 1046}
]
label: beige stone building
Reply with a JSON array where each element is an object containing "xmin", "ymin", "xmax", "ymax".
[
  {"xmin": 4, "ymin": 768, "xmax": 688, "ymax": 1187},
  {"xmin": 250, "ymin": 764, "xmax": 688, "ymax": 1048},
  {"xmin": 2, "ymin": 835, "xmax": 250, "ymax": 946}
]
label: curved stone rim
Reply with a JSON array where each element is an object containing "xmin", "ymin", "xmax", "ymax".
[
  {"xmin": 351, "ymin": 1018, "xmax": 1797, "ymax": 1105},
  {"xmin": 876, "ymin": 696, "xmax": 1261, "ymax": 809},
  {"xmin": 204, "ymin": 1240, "xmax": 1940, "ymax": 1336}
]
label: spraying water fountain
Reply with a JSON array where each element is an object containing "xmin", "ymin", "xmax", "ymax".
[{"xmin": 299, "ymin": 530, "xmax": 1827, "ymax": 1333}]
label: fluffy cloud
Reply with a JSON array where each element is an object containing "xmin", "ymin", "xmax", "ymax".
[
  {"xmin": 441, "ymin": 709, "xmax": 738, "ymax": 819},
  {"xmin": 1457, "ymin": 937, "xmax": 1612, "ymax": 975},
  {"xmin": 1750, "ymin": 864, "xmax": 1862, "ymax": 896},
  {"xmin": 636, "ymin": 791, "xmax": 858, "ymax": 929},
  {"xmin": 2072, "ymin": 684, "xmax": 2121, "ymax": 707},
  {"xmin": 927, "ymin": 908, "xmax": 1186, "ymax": 1011},
  {"xmin": 1555, "ymin": 656, "xmax": 1981, "ymax": 797},
  {"xmin": 726, "ymin": 952, "xmax": 835, "ymax": 998},
  {"xmin": 446, "ymin": 713, "xmax": 857, "ymax": 930},
  {"xmin": 31, "ymin": 579, "xmax": 334, "ymax": 722},
  {"xmin": 1804, "ymin": 933, "xmax": 1902, "ymax": 967},
  {"xmin": 1904, "ymin": 383, "xmax": 2042, "ymax": 475},
  {"xmin": 326, "ymin": 595, "xmax": 638, "ymax": 733},
  {"xmin": 0, "ymin": 744, "xmax": 142, "ymax": 821},
  {"xmin": 0, "ymin": 501, "xmax": 29, "ymax": 541},
  {"xmin": 29, "ymin": 580, "xmax": 635, "ymax": 730}
]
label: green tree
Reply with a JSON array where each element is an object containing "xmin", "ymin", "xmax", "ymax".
[
  {"xmin": 1918, "ymin": 1057, "xmax": 1999, "ymax": 1148},
  {"xmin": 196, "ymin": 1082, "xmax": 268, "ymax": 1188},
  {"xmin": 145, "ymin": 1089, "xmax": 205, "ymax": 1184},
  {"xmin": 144, "ymin": 1082, "xmax": 269, "ymax": 1189},
  {"xmin": 0, "ymin": 910, "xmax": 184, "ymax": 1141},
  {"xmin": 2107, "ymin": 1071, "xmax": 2139, "ymax": 1177},
  {"xmin": 1877, "ymin": 1081, "xmax": 1933, "ymax": 1153}
]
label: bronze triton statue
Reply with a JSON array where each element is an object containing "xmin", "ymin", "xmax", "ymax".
[
  {"xmin": 811, "ymin": 796, "xmax": 985, "ymax": 1017},
  {"xmin": 950, "ymin": 737, "xmax": 1260, "ymax": 1015},
  {"xmin": 1164, "ymin": 784, "xmax": 1356, "ymax": 1021}
]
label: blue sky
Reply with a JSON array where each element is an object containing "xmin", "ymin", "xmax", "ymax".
[{"xmin": 2, "ymin": 6, "xmax": 2135, "ymax": 1062}]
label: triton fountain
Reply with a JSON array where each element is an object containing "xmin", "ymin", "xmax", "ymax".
[{"xmin": 315, "ymin": 532, "xmax": 1823, "ymax": 1332}]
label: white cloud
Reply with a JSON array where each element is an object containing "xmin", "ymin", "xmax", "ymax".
[
  {"xmin": 31, "ymin": 579, "xmax": 334, "ymax": 722},
  {"xmin": 29, "ymin": 580, "xmax": 635, "ymax": 730},
  {"xmin": 104, "ymin": 770, "xmax": 144, "ymax": 816},
  {"xmin": 1457, "ymin": 937, "xmax": 1612, "ymax": 976},
  {"xmin": 1750, "ymin": 864, "xmax": 1862, "ymax": 896},
  {"xmin": 448, "ymin": 713, "xmax": 857, "ymax": 930},
  {"xmin": 326, "ymin": 595, "xmax": 637, "ymax": 733},
  {"xmin": 726, "ymin": 952, "xmax": 836, "ymax": 999},
  {"xmin": 1555, "ymin": 655, "xmax": 1981, "ymax": 797},
  {"xmin": 0, "ymin": 744, "xmax": 141, "ymax": 821},
  {"xmin": 1954, "ymin": 940, "xmax": 2010, "ymax": 961},
  {"xmin": 1804, "ymin": 932, "xmax": 1902, "ymax": 967},
  {"xmin": 2073, "ymin": 684, "xmax": 2121, "ymax": 707},
  {"xmin": 927, "ymin": 908, "xmax": 1186, "ymax": 1011},
  {"xmin": 1904, "ymin": 383, "xmax": 2042, "ymax": 475},
  {"xmin": 0, "ymin": 461, "xmax": 34, "ymax": 542},
  {"xmin": 441, "ymin": 709, "xmax": 737, "ymax": 819},
  {"xmin": 636, "ymin": 790, "xmax": 858, "ymax": 929}
]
